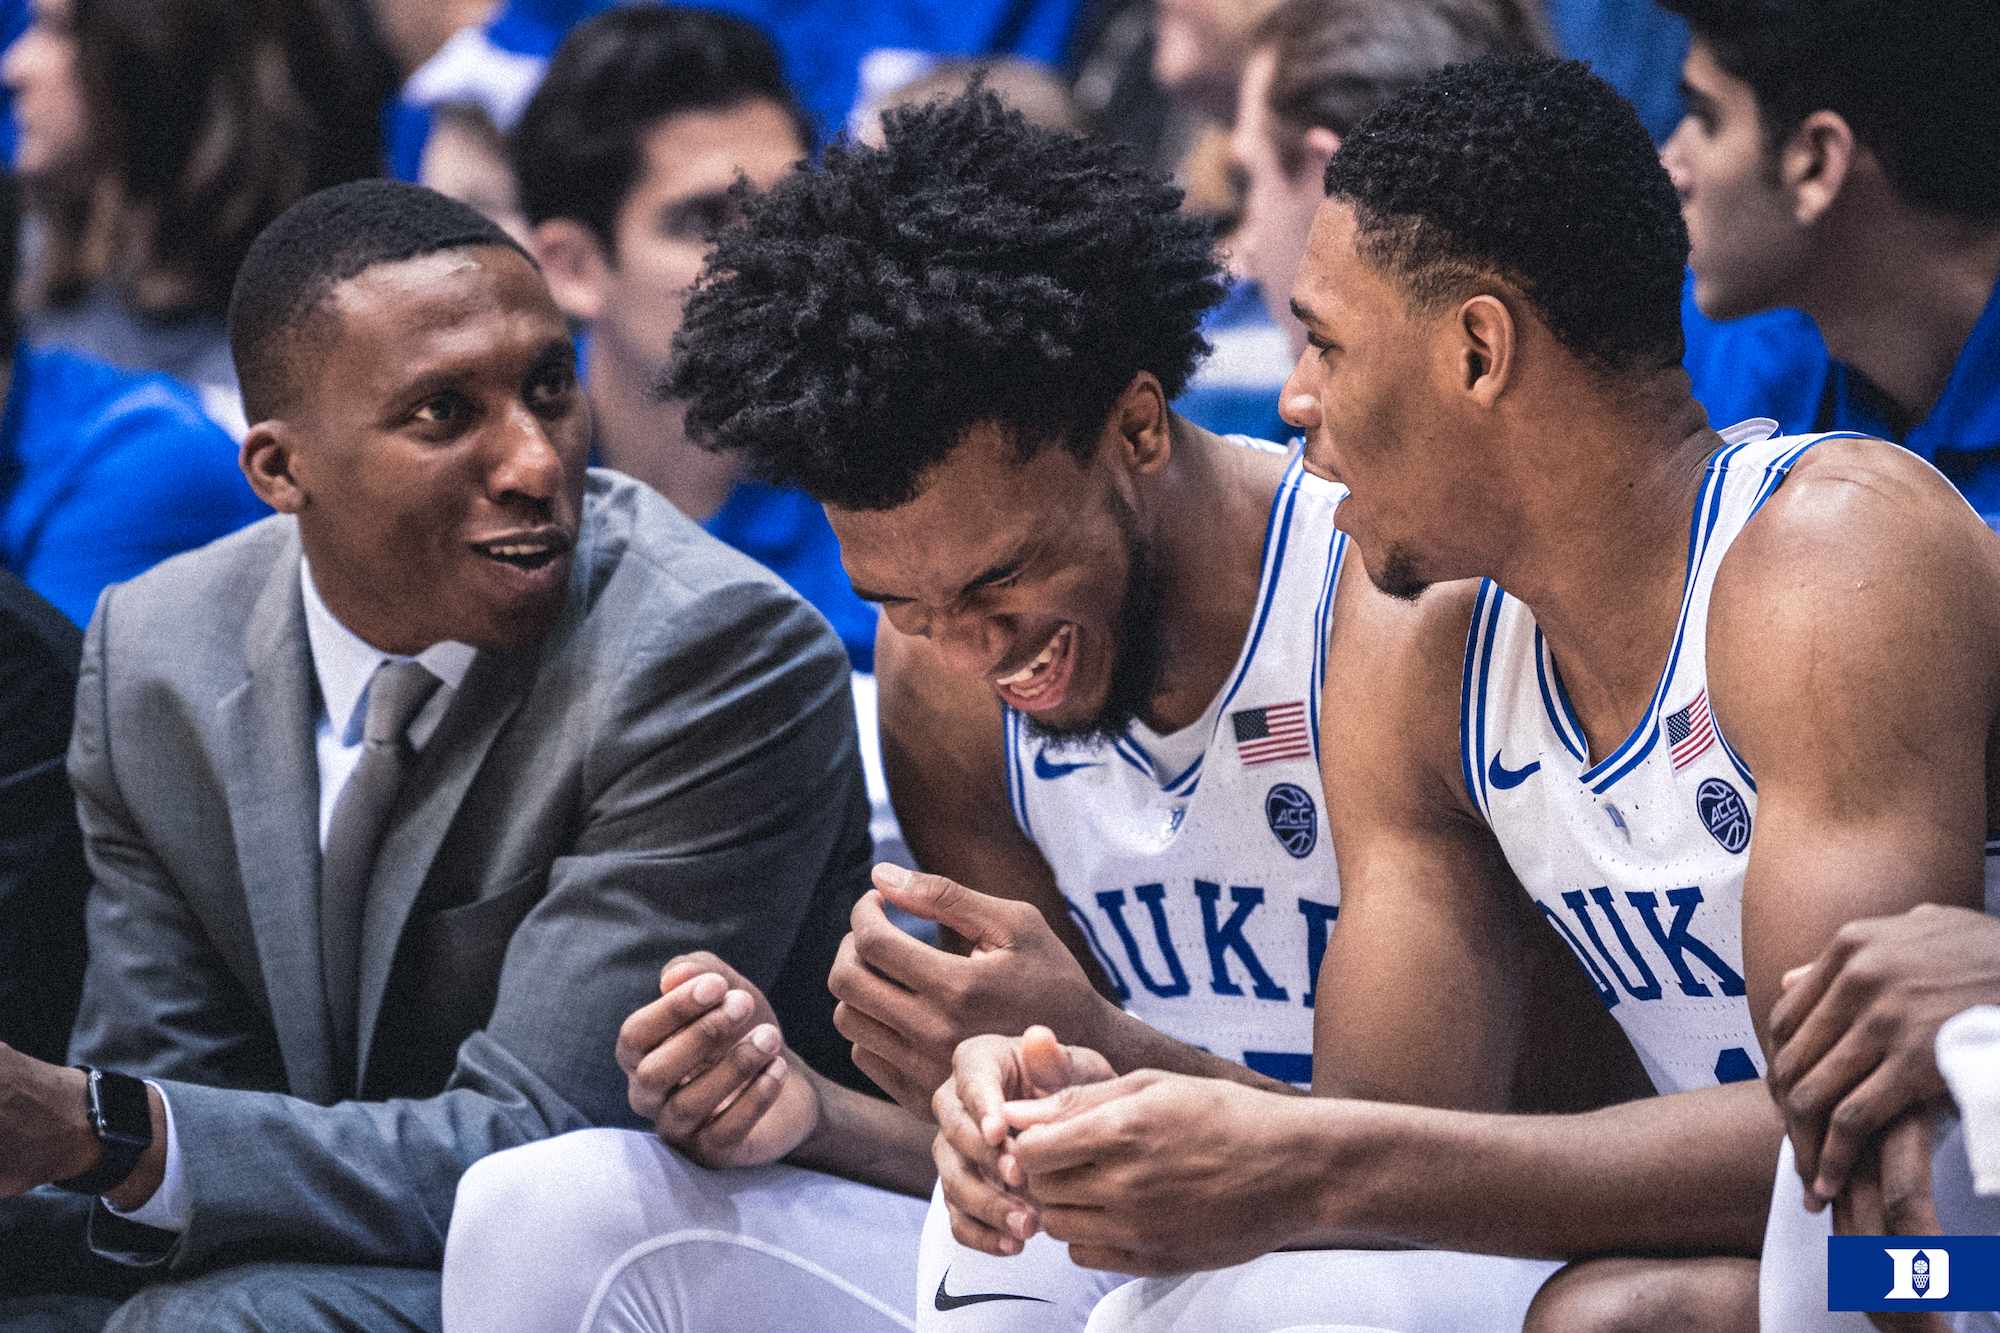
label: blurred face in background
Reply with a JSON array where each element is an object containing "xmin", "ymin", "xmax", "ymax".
[
  {"xmin": 3, "ymin": 0, "xmax": 89, "ymax": 176},
  {"xmin": 1153, "ymin": 0, "xmax": 1277, "ymax": 122},
  {"xmin": 1229, "ymin": 45, "xmax": 1340, "ymax": 356}
]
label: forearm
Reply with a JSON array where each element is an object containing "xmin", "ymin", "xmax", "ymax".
[
  {"xmin": 1099, "ymin": 1007, "xmax": 1300, "ymax": 1094},
  {"xmin": 1299, "ymin": 1080, "xmax": 1782, "ymax": 1259},
  {"xmin": 787, "ymin": 1070, "xmax": 939, "ymax": 1198}
]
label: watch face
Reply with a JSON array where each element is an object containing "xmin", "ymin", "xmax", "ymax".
[{"xmin": 89, "ymin": 1068, "xmax": 154, "ymax": 1149}]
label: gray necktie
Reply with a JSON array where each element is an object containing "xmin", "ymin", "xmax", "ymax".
[{"xmin": 320, "ymin": 659, "xmax": 440, "ymax": 1087}]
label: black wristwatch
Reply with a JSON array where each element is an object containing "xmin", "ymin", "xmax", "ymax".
[{"xmin": 50, "ymin": 1067, "xmax": 154, "ymax": 1196}]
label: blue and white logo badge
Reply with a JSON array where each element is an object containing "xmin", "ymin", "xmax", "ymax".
[
  {"xmin": 1265, "ymin": 783, "xmax": 1317, "ymax": 859},
  {"xmin": 1885, "ymin": 1248, "xmax": 1949, "ymax": 1300},
  {"xmin": 1694, "ymin": 778, "xmax": 1750, "ymax": 854}
]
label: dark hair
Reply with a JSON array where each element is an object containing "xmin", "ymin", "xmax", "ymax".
[
  {"xmin": 1322, "ymin": 55, "xmax": 1688, "ymax": 374},
  {"xmin": 1657, "ymin": 0, "xmax": 2000, "ymax": 220},
  {"xmin": 1252, "ymin": 0, "xmax": 1549, "ymax": 176},
  {"xmin": 663, "ymin": 89, "xmax": 1226, "ymax": 511},
  {"xmin": 511, "ymin": 7, "xmax": 811, "ymax": 255},
  {"xmin": 70, "ymin": 0, "xmax": 389, "ymax": 318},
  {"xmin": 229, "ymin": 179, "xmax": 532, "ymax": 423}
]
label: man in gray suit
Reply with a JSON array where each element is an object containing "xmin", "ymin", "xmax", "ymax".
[{"xmin": 0, "ymin": 180, "xmax": 872, "ymax": 1331}]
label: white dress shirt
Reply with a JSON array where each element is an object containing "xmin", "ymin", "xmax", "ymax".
[{"xmin": 106, "ymin": 558, "xmax": 475, "ymax": 1232}]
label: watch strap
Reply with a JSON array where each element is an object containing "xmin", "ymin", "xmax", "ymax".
[{"xmin": 50, "ymin": 1067, "xmax": 153, "ymax": 1196}]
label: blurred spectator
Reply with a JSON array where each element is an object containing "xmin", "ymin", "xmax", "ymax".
[
  {"xmin": 0, "ymin": 565, "xmax": 85, "ymax": 1068},
  {"xmin": 3, "ymin": 0, "xmax": 389, "ymax": 437},
  {"xmin": 1660, "ymin": 0, "xmax": 2000, "ymax": 512},
  {"xmin": 0, "ymin": 171, "xmax": 266, "ymax": 626},
  {"xmin": 418, "ymin": 102, "xmax": 530, "ymax": 245},
  {"xmin": 1227, "ymin": 0, "xmax": 1547, "ymax": 357},
  {"xmin": 855, "ymin": 55, "xmax": 1084, "ymax": 145},
  {"xmin": 512, "ymin": 6, "xmax": 878, "ymax": 670}
]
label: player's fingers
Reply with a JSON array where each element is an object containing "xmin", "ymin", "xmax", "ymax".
[
  {"xmin": 658, "ymin": 951, "xmax": 729, "ymax": 997},
  {"xmin": 1005, "ymin": 1071, "xmax": 1146, "ymax": 1141},
  {"xmin": 934, "ymin": 1125, "xmax": 1038, "ymax": 1253},
  {"xmin": 847, "ymin": 1042, "xmax": 939, "ymax": 1120},
  {"xmin": 1875, "ymin": 1108, "xmax": 1940, "ymax": 1238},
  {"xmin": 1770, "ymin": 925, "xmax": 1875, "ymax": 1050},
  {"xmin": 951, "ymin": 1034, "xmax": 1032, "ymax": 1145},
  {"xmin": 934, "ymin": 1063, "xmax": 1010, "ymax": 1176},
  {"xmin": 1063, "ymin": 1243, "xmax": 1157, "ymax": 1278},
  {"xmin": 652, "ymin": 1023, "xmax": 783, "ymax": 1140},
  {"xmin": 1779, "ymin": 1024, "xmax": 1892, "ymax": 1192},
  {"xmin": 872, "ymin": 863, "xmax": 1020, "ymax": 951},
  {"xmin": 1835, "ymin": 1144, "xmax": 1885, "ymax": 1236},
  {"xmin": 616, "ymin": 973, "xmax": 737, "ymax": 1074},
  {"xmin": 628, "ymin": 986, "xmax": 758, "ymax": 1099},
  {"xmin": 1810, "ymin": 1056, "xmax": 1941, "ymax": 1205},
  {"xmin": 689, "ymin": 1057, "xmax": 791, "ymax": 1165}
]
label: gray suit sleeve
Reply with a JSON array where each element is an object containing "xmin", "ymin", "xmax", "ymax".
[{"xmin": 74, "ymin": 571, "xmax": 871, "ymax": 1274}]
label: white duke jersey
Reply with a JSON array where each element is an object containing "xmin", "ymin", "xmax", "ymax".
[
  {"xmin": 1462, "ymin": 420, "xmax": 2000, "ymax": 1095},
  {"xmin": 1006, "ymin": 445, "xmax": 1347, "ymax": 1086}
]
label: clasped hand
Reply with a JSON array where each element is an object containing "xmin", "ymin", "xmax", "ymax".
[
  {"xmin": 934, "ymin": 1025, "xmax": 1329, "ymax": 1277},
  {"xmin": 616, "ymin": 952, "xmax": 819, "ymax": 1169}
]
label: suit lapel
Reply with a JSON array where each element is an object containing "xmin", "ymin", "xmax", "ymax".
[
  {"xmin": 353, "ymin": 644, "xmax": 539, "ymax": 1090},
  {"xmin": 217, "ymin": 542, "xmax": 340, "ymax": 1104}
]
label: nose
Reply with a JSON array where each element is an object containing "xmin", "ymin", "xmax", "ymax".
[
  {"xmin": 1279, "ymin": 348, "xmax": 1321, "ymax": 432},
  {"xmin": 486, "ymin": 401, "xmax": 567, "ymax": 513},
  {"xmin": 883, "ymin": 601, "xmax": 1011, "ymax": 680},
  {"xmin": 3, "ymin": 27, "xmax": 45, "ymax": 91},
  {"xmin": 1659, "ymin": 126, "xmax": 1693, "ymax": 201}
]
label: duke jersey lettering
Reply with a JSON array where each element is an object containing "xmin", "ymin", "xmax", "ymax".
[
  {"xmin": 1006, "ymin": 444, "xmax": 1346, "ymax": 1085},
  {"xmin": 1462, "ymin": 419, "xmax": 2000, "ymax": 1095}
]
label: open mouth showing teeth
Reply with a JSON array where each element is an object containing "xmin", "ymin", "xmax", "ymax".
[
  {"xmin": 994, "ymin": 624, "xmax": 1073, "ymax": 702},
  {"xmin": 473, "ymin": 540, "xmax": 567, "ymax": 570}
]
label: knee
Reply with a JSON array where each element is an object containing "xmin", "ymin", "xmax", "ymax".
[
  {"xmin": 453, "ymin": 1129, "xmax": 637, "ymax": 1250},
  {"xmin": 1523, "ymin": 1256, "xmax": 1759, "ymax": 1333}
]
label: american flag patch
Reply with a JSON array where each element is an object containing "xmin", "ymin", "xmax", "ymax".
[
  {"xmin": 1665, "ymin": 688, "xmax": 1716, "ymax": 769},
  {"xmin": 1232, "ymin": 700, "xmax": 1312, "ymax": 766}
]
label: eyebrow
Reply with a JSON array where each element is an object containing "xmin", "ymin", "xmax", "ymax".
[{"xmin": 849, "ymin": 552, "xmax": 1030, "ymax": 606}]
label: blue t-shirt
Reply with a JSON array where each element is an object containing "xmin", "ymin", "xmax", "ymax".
[
  {"xmin": 705, "ymin": 480, "xmax": 877, "ymax": 672},
  {"xmin": 0, "ymin": 345, "xmax": 269, "ymax": 626},
  {"xmin": 1681, "ymin": 275, "xmax": 1832, "ymax": 436},
  {"xmin": 1815, "ymin": 278, "xmax": 2000, "ymax": 515}
]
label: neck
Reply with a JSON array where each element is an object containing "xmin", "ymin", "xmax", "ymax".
[
  {"xmin": 1137, "ymin": 417, "xmax": 1287, "ymax": 734},
  {"xmin": 587, "ymin": 332, "xmax": 739, "ymax": 523},
  {"xmin": 1482, "ymin": 384, "xmax": 1714, "ymax": 763},
  {"xmin": 1793, "ymin": 188, "xmax": 2000, "ymax": 423}
]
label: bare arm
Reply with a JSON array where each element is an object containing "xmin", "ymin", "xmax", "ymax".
[{"xmin": 1717, "ymin": 441, "xmax": 2000, "ymax": 1206}]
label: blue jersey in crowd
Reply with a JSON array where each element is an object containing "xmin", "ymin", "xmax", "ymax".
[{"xmin": 0, "ymin": 345, "xmax": 268, "ymax": 626}]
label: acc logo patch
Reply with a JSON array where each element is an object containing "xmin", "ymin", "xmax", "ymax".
[
  {"xmin": 1265, "ymin": 783, "xmax": 1317, "ymax": 859},
  {"xmin": 1695, "ymin": 778, "xmax": 1751, "ymax": 854}
]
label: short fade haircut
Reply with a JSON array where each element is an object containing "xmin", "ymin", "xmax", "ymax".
[
  {"xmin": 1323, "ymin": 55, "xmax": 1688, "ymax": 375},
  {"xmin": 664, "ymin": 89, "xmax": 1227, "ymax": 511},
  {"xmin": 511, "ymin": 7, "xmax": 811, "ymax": 256},
  {"xmin": 1252, "ymin": 0, "xmax": 1548, "ymax": 177},
  {"xmin": 229, "ymin": 179, "xmax": 533, "ymax": 424},
  {"xmin": 1657, "ymin": 0, "xmax": 2000, "ymax": 220}
]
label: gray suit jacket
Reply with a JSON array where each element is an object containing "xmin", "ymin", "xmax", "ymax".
[{"xmin": 65, "ymin": 470, "xmax": 872, "ymax": 1274}]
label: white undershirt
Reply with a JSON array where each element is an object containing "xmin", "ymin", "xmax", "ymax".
[{"xmin": 106, "ymin": 558, "xmax": 475, "ymax": 1232}]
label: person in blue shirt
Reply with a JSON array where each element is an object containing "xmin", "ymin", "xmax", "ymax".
[
  {"xmin": 1659, "ymin": 0, "xmax": 2000, "ymax": 515},
  {"xmin": 0, "ymin": 174, "xmax": 268, "ymax": 627},
  {"xmin": 508, "ymin": 8, "xmax": 878, "ymax": 669}
]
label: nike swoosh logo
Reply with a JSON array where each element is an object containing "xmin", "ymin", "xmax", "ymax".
[
  {"xmin": 935, "ymin": 1270, "xmax": 1052, "ymax": 1312},
  {"xmin": 1488, "ymin": 752, "xmax": 1542, "ymax": 789},
  {"xmin": 1033, "ymin": 751, "xmax": 1102, "ymax": 780}
]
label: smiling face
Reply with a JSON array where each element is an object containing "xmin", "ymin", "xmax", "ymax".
[
  {"xmin": 828, "ymin": 422, "xmax": 1166, "ymax": 741},
  {"xmin": 1283, "ymin": 201, "xmax": 1480, "ymax": 598},
  {"xmin": 592, "ymin": 97, "xmax": 804, "ymax": 380},
  {"xmin": 1659, "ymin": 38, "xmax": 1808, "ymax": 321},
  {"xmin": 2, "ymin": 0, "xmax": 88, "ymax": 177},
  {"xmin": 271, "ymin": 245, "xmax": 589, "ymax": 654}
]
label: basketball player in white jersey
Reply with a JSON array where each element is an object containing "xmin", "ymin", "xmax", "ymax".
[
  {"xmin": 443, "ymin": 86, "xmax": 1628, "ymax": 1333},
  {"xmin": 934, "ymin": 55, "xmax": 2000, "ymax": 1332}
]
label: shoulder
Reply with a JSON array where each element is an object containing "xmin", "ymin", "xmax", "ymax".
[
  {"xmin": 560, "ymin": 470, "xmax": 851, "ymax": 702},
  {"xmin": 93, "ymin": 516, "xmax": 298, "ymax": 651}
]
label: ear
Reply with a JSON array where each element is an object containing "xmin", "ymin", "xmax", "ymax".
[
  {"xmin": 1301, "ymin": 126, "xmax": 1340, "ymax": 178},
  {"xmin": 1453, "ymin": 294, "xmax": 1516, "ymax": 408},
  {"xmin": 1778, "ymin": 110, "xmax": 1856, "ymax": 228},
  {"xmin": 241, "ymin": 420, "xmax": 307, "ymax": 514},
  {"xmin": 1102, "ymin": 371, "xmax": 1172, "ymax": 476},
  {"xmin": 529, "ymin": 218, "xmax": 613, "ymax": 324}
]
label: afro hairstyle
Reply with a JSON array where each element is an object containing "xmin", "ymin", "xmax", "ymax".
[
  {"xmin": 1322, "ymin": 54, "xmax": 1689, "ymax": 375},
  {"xmin": 229, "ymin": 178, "xmax": 534, "ymax": 424},
  {"xmin": 662, "ymin": 88, "xmax": 1228, "ymax": 511}
]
